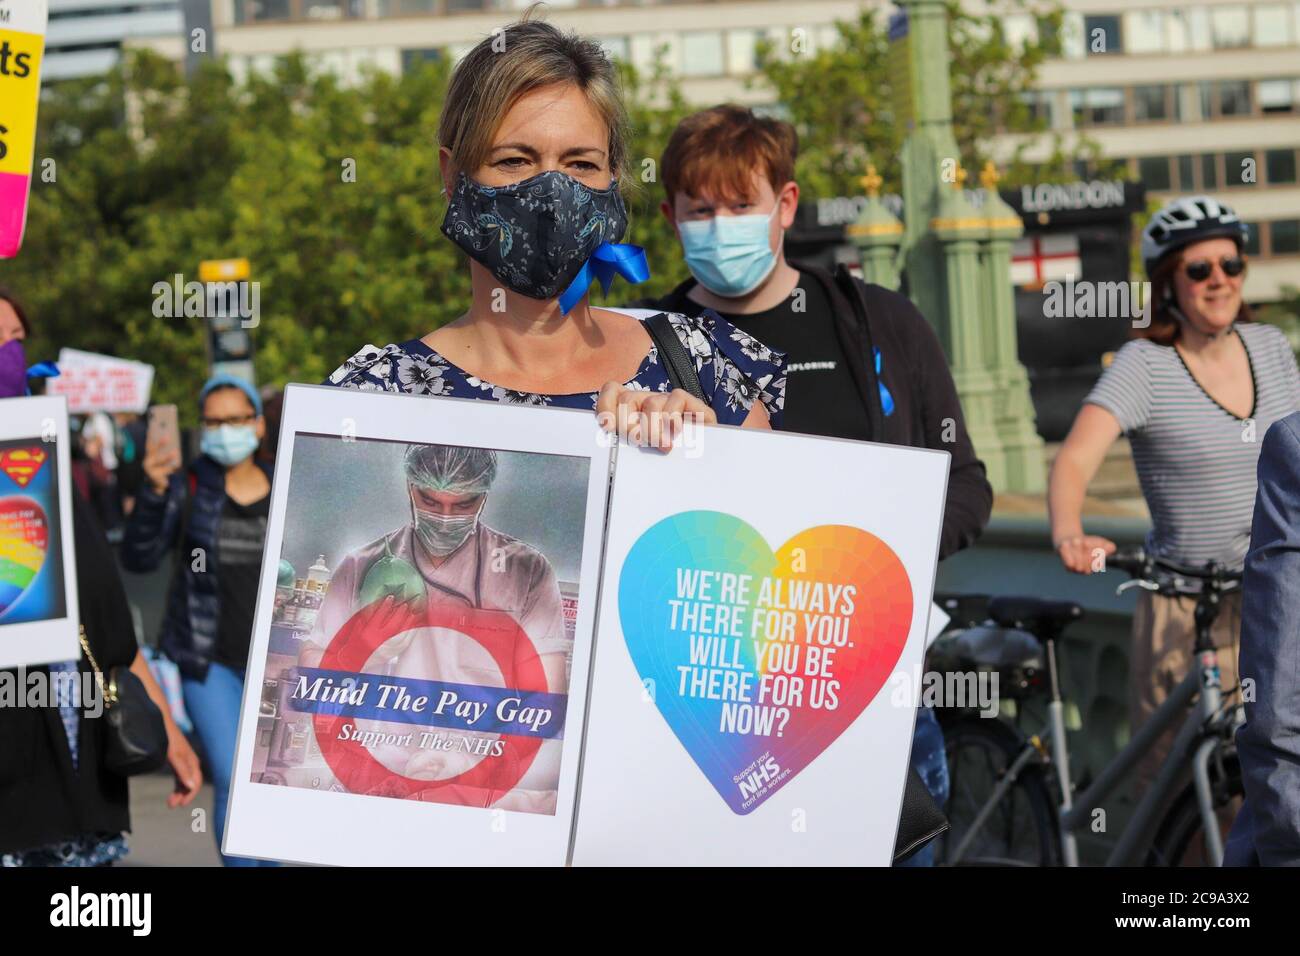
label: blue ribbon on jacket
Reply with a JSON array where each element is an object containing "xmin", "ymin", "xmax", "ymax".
[
  {"xmin": 557, "ymin": 242, "xmax": 651, "ymax": 315},
  {"xmin": 873, "ymin": 347, "xmax": 895, "ymax": 416}
]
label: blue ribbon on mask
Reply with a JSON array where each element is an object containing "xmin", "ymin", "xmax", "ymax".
[
  {"xmin": 557, "ymin": 242, "xmax": 651, "ymax": 315},
  {"xmin": 26, "ymin": 361, "xmax": 60, "ymax": 396},
  {"xmin": 873, "ymin": 347, "xmax": 894, "ymax": 416}
]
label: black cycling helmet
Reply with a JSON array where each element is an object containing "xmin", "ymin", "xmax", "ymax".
[{"xmin": 1141, "ymin": 195, "xmax": 1249, "ymax": 278}]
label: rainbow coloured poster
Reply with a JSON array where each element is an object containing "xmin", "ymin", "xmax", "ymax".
[
  {"xmin": 0, "ymin": 0, "xmax": 48, "ymax": 259},
  {"xmin": 0, "ymin": 396, "xmax": 77, "ymax": 668},
  {"xmin": 618, "ymin": 511, "xmax": 913, "ymax": 815},
  {"xmin": 574, "ymin": 424, "xmax": 949, "ymax": 866},
  {"xmin": 0, "ymin": 440, "xmax": 63, "ymax": 625}
]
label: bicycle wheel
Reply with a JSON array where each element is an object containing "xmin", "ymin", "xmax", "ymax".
[
  {"xmin": 1146, "ymin": 750, "xmax": 1244, "ymax": 866},
  {"xmin": 938, "ymin": 716, "xmax": 1061, "ymax": 866}
]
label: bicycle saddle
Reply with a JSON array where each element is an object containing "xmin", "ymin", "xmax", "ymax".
[
  {"xmin": 951, "ymin": 625, "xmax": 1042, "ymax": 668},
  {"xmin": 986, "ymin": 596, "xmax": 1084, "ymax": 637}
]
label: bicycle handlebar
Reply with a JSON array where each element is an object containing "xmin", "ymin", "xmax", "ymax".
[{"xmin": 1107, "ymin": 546, "xmax": 1242, "ymax": 594}]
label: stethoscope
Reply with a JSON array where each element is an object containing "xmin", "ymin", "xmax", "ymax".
[{"xmin": 420, "ymin": 526, "xmax": 486, "ymax": 610}]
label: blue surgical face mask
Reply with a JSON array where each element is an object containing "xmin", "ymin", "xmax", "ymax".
[
  {"xmin": 677, "ymin": 204, "xmax": 782, "ymax": 298},
  {"xmin": 201, "ymin": 424, "xmax": 259, "ymax": 467}
]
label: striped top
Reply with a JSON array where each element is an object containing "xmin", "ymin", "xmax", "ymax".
[{"xmin": 1085, "ymin": 322, "xmax": 1300, "ymax": 570}]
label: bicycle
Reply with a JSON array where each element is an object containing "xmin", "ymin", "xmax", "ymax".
[{"xmin": 928, "ymin": 547, "xmax": 1245, "ymax": 866}]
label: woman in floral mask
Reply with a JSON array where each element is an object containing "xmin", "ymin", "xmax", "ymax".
[{"xmin": 326, "ymin": 12, "xmax": 786, "ymax": 441}]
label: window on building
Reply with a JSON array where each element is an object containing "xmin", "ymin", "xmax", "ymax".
[
  {"xmin": 401, "ymin": 48, "xmax": 440, "ymax": 73},
  {"xmin": 1083, "ymin": 14, "xmax": 1122, "ymax": 54},
  {"xmin": 1018, "ymin": 90, "xmax": 1055, "ymax": 127},
  {"xmin": 682, "ymin": 32, "xmax": 725, "ymax": 77},
  {"xmin": 632, "ymin": 34, "xmax": 681, "ymax": 74},
  {"xmin": 1199, "ymin": 80, "xmax": 1215, "ymax": 118},
  {"xmin": 1167, "ymin": 9, "xmax": 1211, "ymax": 51},
  {"xmin": 1059, "ymin": 11, "xmax": 1088, "ymax": 58},
  {"xmin": 1002, "ymin": 14, "xmax": 1037, "ymax": 51},
  {"xmin": 1225, "ymin": 150, "xmax": 1257, "ymax": 186},
  {"xmin": 726, "ymin": 30, "xmax": 762, "ymax": 75},
  {"xmin": 597, "ymin": 36, "xmax": 629, "ymax": 63},
  {"xmin": 1071, "ymin": 87, "xmax": 1126, "ymax": 125},
  {"xmin": 1177, "ymin": 154, "xmax": 1195, "ymax": 189},
  {"xmin": 1267, "ymin": 148, "xmax": 1298, "ymax": 184},
  {"xmin": 302, "ymin": 1, "xmax": 351, "ymax": 18},
  {"xmin": 1253, "ymin": 4, "xmax": 1294, "ymax": 45},
  {"xmin": 381, "ymin": 0, "xmax": 438, "ymax": 14},
  {"xmin": 1133, "ymin": 84, "xmax": 1173, "ymax": 121},
  {"xmin": 1218, "ymin": 80, "xmax": 1252, "ymax": 116},
  {"xmin": 1273, "ymin": 220, "xmax": 1300, "ymax": 254},
  {"xmin": 1242, "ymin": 221, "xmax": 1263, "ymax": 255},
  {"xmin": 1258, "ymin": 78, "xmax": 1298, "ymax": 113},
  {"xmin": 1209, "ymin": 6, "xmax": 1251, "ymax": 48},
  {"xmin": 1138, "ymin": 155, "xmax": 1173, "ymax": 190},
  {"xmin": 1201, "ymin": 153, "xmax": 1220, "ymax": 189},
  {"xmin": 245, "ymin": 0, "xmax": 292, "ymax": 21},
  {"xmin": 1124, "ymin": 11, "xmax": 1166, "ymax": 53}
]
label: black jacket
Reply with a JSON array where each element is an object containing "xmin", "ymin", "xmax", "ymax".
[
  {"xmin": 646, "ymin": 263, "xmax": 994, "ymax": 560},
  {"xmin": 0, "ymin": 489, "xmax": 139, "ymax": 855},
  {"xmin": 120, "ymin": 454, "xmax": 273, "ymax": 680}
]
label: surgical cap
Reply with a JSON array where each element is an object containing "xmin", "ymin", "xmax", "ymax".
[{"xmin": 403, "ymin": 443, "xmax": 498, "ymax": 495}]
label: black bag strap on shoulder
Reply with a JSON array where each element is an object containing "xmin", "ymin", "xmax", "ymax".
[{"xmin": 644, "ymin": 312, "xmax": 707, "ymax": 403}]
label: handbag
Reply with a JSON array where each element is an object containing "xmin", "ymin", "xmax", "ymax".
[
  {"xmin": 644, "ymin": 314, "xmax": 950, "ymax": 862},
  {"xmin": 78, "ymin": 626, "xmax": 170, "ymax": 776}
]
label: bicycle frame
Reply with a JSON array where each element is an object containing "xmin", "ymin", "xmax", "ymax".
[
  {"xmin": 946, "ymin": 643, "xmax": 1236, "ymax": 866},
  {"xmin": 1058, "ymin": 645, "xmax": 1227, "ymax": 866}
]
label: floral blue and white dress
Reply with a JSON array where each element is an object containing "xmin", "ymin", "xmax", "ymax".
[{"xmin": 325, "ymin": 310, "xmax": 787, "ymax": 426}]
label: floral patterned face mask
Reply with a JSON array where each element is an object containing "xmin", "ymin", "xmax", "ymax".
[{"xmin": 440, "ymin": 169, "xmax": 629, "ymax": 301}]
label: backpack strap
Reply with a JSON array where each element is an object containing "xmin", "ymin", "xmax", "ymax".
[{"xmin": 644, "ymin": 312, "xmax": 707, "ymax": 403}]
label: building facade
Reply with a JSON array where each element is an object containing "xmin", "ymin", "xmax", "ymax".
[
  {"xmin": 111, "ymin": 0, "xmax": 1300, "ymax": 300},
  {"xmin": 44, "ymin": 0, "xmax": 183, "ymax": 81}
]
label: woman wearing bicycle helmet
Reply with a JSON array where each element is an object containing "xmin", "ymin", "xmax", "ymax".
[{"xmin": 1048, "ymin": 195, "xmax": 1300, "ymax": 788}]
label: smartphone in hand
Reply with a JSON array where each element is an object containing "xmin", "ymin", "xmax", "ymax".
[{"xmin": 146, "ymin": 403, "xmax": 181, "ymax": 467}]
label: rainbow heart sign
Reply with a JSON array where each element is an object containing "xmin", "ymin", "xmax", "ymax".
[
  {"xmin": 0, "ymin": 496, "xmax": 49, "ymax": 619},
  {"xmin": 618, "ymin": 511, "xmax": 913, "ymax": 815}
]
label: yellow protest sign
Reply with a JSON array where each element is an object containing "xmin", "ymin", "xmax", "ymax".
[{"xmin": 0, "ymin": 1, "xmax": 49, "ymax": 258}]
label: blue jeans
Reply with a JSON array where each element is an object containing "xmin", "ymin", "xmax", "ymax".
[
  {"xmin": 895, "ymin": 706, "xmax": 949, "ymax": 867},
  {"xmin": 182, "ymin": 661, "xmax": 278, "ymax": 867}
]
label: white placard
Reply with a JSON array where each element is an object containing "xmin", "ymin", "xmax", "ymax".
[
  {"xmin": 46, "ymin": 348, "xmax": 155, "ymax": 414},
  {"xmin": 224, "ymin": 384, "xmax": 613, "ymax": 866},
  {"xmin": 571, "ymin": 426, "xmax": 949, "ymax": 866},
  {"xmin": 0, "ymin": 395, "xmax": 79, "ymax": 668}
]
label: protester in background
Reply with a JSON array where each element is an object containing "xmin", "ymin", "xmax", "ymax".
[
  {"xmin": 0, "ymin": 285, "xmax": 30, "ymax": 345},
  {"xmin": 0, "ymin": 291, "xmax": 201, "ymax": 868},
  {"xmin": 641, "ymin": 104, "xmax": 992, "ymax": 865},
  {"xmin": 114, "ymin": 412, "xmax": 148, "ymax": 517},
  {"xmin": 121, "ymin": 373, "xmax": 276, "ymax": 867},
  {"xmin": 258, "ymin": 388, "xmax": 283, "ymax": 466},
  {"xmin": 325, "ymin": 13, "xmax": 785, "ymax": 444},
  {"xmin": 73, "ymin": 411, "xmax": 124, "ymax": 539},
  {"xmin": 1049, "ymin": 196, "xmax": 1300, "ymax": 790}
]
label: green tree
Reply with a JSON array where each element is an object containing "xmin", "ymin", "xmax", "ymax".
[
  {"xmin": 1, "ymin": 49, "xmax": 699, "ymax": 412},
  {"xmin": 749, "ymin": 5, "xmax": 1116, "ymax": 198}
]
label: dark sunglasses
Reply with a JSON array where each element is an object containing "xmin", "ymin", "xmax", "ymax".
[{"xmin": 1183, "ymin": 256, "xmax": 1245, "ymax": 282}]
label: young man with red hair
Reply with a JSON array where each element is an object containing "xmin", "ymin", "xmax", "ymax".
[{"xmin": 640, "ymin": 104, "xmax": 994, "ymax": 864}]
